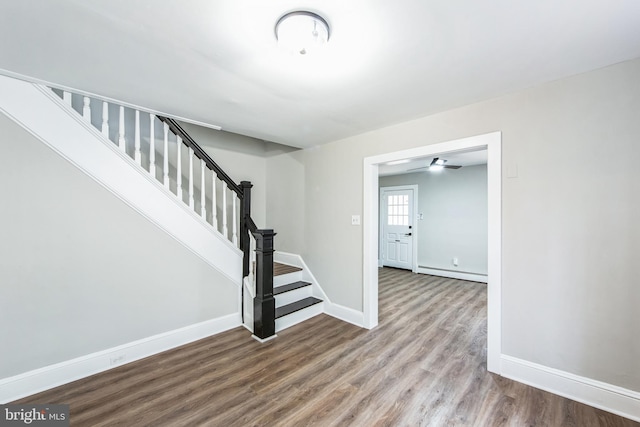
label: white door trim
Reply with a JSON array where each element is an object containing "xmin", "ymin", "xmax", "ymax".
[
  {"xmin": 379, "ymin": 185, "xmax": 418, "ymax": 273},
  {"xmin": 363, "ymin": 131, "xmax": 502, "ymax": 374}
]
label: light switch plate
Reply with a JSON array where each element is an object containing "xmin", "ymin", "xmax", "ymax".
[{"xmin": 351, "ymin": 215, "xmax": 361, "ymax": 226}]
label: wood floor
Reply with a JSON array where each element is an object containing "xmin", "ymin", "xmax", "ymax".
[{"xmin": 15, "ymin": 268, "xmax": 638, "ymax": 426}]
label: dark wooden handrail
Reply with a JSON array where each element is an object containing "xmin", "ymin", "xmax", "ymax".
[
  {"xmin": 245, "ymin": 215, "xmax": 258, "ymax": 233},
  {"xmin": 157, "ymin": 116, "xmax": 243, "ymax": 197}
]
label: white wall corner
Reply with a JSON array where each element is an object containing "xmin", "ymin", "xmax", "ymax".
[
  {"xmin": 0, "ymin": 314, "xmax": 241, "ymax": 404},
  {"xmin": 500, "ymin": 355, "xmax": 640, "ymax": 423},
  {"xmin": 323, "ymin": 302, "xmax": 365, "ymax": 328}
]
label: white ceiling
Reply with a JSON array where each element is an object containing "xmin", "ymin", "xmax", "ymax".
[
  {"xmin": 378, "ymin": 149, "xmax": 487, "ymax": 176},
  {"xmin": 1, "ymin": 1, "xmax": 640, "ymax": 148}
]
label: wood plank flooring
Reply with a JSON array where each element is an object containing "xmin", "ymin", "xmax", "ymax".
[{"xmin": 14, "ymin": 268, "xmax": 638, "ymax": 426}]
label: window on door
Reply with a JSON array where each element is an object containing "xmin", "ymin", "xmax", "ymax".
[{"xmin": 387, "ymin": 194, "xmax": 409, "ymax": 226}]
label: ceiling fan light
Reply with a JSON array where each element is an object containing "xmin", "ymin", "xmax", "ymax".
[
  {"xmin": 387, "ymin": 159, "xmax": 410, "ymax": 166},
  {"xmin": 429, "ymin": 165, "xmax": 444, "ymax": 172},
  {"xmin": 275, "ymin": 11, "xmax": 330, "ymax": 55}
]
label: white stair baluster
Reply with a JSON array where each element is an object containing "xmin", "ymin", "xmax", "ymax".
[
  {"xmin": 134, "ymin": 110, "xmax": 141, "ymax": 165},
  {"xmin": 163, "ymin": 123, "xmax": 169, "ymax": 188},
  {"xmin": 118, "ymin": 106, "xmax": 126, "ymax": 152},
  {"xmin": 101, "ymin": 101, "xmax": 109, "ymax": 138},
  {"xmin": 251, "ymin": 233, "xmax": 256, "ymax": 294},
  {"xmin": 188, "ymin": 147, "xmax": 195, "ymax": 209},
  {"xmin": 211, "ymin": 173, "xmax": 218, "ymax": 228},
  {"xmin": 222, "ymin": 184, "xmax": 228, "ymax": 238},
  {"xmin": 232, "ymin": 193, "xmax": 238, "ymax": 246},
  {"xmin": 82, "ymin": 97, "xmax": 91, "ymax": 122},
  {"xmin": 200, "ymin": 160, "xmax": 206, "ymax": 218},
  {"xmin": 177, "ymin": 136, "xmax": 183, "ymax": 200},
  {"xmin": 149, "ymin": 114, "xmax": 156, "ymax": 178},
  {"xmin": 63, "ymin": 91, "xmax": 72, "ymax": 105}
]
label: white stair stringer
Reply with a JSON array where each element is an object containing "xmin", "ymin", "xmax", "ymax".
[{"xmin": 0, "ymin": 75, "xmax": 242, "ymax": 284}]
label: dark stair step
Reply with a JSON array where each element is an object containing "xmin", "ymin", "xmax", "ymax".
[
  {"xmin": 274, "ymin": 281, "xmax": 312, "ymax": 295},
  {"xmin": 275, "ymin": 297, "xmax": 322, "ymax": 319}
]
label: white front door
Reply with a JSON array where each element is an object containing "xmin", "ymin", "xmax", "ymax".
[{"xmin": 381, "ymin": 188, "xmax": 414, "ymax": 270}]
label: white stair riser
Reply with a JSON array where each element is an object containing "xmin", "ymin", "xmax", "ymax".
[
  {"xmin": 274, "ymin": 286, "xmax": 312, "ymax": 307},
  {"xmin": 274, "ymin": 271, "xmax": 302, "ymax": 287},
  {"xmin": 275, "ymin": 302, "xmax": 324, "ymax": 332}
]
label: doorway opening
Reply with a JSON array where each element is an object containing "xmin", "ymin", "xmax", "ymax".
[{"xmin": 363, "ymin": 131, "xmax": 502, "ymax": 373}]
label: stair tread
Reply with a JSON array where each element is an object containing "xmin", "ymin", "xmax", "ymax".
[
  {"xmin": 275, "ymin": 297, "xmax": 322, "ymax": 318},
  {"xmin": 274, "ymin": 262, "xmax": 302, "ymax": 277},
  {"xmin": 274, "ymin": 281, "xmax": 312, "ymax": 295}
]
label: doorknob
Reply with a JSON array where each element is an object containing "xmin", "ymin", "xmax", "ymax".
[{"xmin": 405, "ymin": 233, "xmax": 412, "ymax": 236}]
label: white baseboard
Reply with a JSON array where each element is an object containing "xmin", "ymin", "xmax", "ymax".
[
  {"xmin": 251, "ymin": 334, "xmax": 278, "ymax": 343},
  {"xmin": 416, "ymin": 267, "xmax": 488, "ymax": 283},
  {"xmin": 0, "ymin": 314, "xmax": 241, "ymax": 404},
  {"xmin": 324, "ymin": 302, "xmax": 365, "ymax": 328},
  {"xmin": 501, "ymin": 355, "xmax": 640, "ymax": 422}
]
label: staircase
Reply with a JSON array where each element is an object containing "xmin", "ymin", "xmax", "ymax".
[
  {"xmin": 0, "ymin": 74, "xmax": 322, "ymax": 343},
  {"xmin": 273, "ymin": 262, "xmax": 323, "ymax": 332}
]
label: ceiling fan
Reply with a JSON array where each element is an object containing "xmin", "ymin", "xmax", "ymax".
[{"xmin": 407, "ymin": 157, "xmax": 462, "ymax": 172}]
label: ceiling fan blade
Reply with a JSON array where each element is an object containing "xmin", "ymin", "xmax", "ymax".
[
  {"xmin": 443, "ymin": 165, "xmax": 462, "ymax": 169},
  {"xmin": 406, "ymin": 166, "xmax": 429, "ymax": 172},
  {"xmin": 429, "ymin": 157, "xmax": 439, "ymax": 166}
]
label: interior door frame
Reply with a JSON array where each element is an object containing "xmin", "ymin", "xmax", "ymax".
[
  {"xmin": 363, "ymin": 131, "xmax": 502, "ymax": 374},
  {"xmin": 379, "ymin": 185, "xmax": 418, "ymax": 272}
]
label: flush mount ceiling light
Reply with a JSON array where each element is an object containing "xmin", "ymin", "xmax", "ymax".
[{"xmin": 275, "ymin": 11, "xmax": 330, "ymax": 55}]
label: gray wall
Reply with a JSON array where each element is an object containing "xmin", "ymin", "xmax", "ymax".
[
  {"xmin": 267, "ymin": 58, "xmax": 640, "ymax": 391},
  {"xmin": 379, "ymin": 165, "xmax": 488, "ymax": 275},
  {"xmin": 181, "ymin": 123, "xmax": 298, "ymax": 230},
  {"xmin": 0, "ymin": 114, "xmax": 238, "ymax": 378},
  {"xmin": 266, "ymin": 151, "xmax": 306, "ymax": 254}
]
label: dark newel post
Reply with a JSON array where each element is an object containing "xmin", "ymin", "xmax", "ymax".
[
  {"xmin": 253, "ymin": 229, "xmax": 276, "ymax": 340},
  {"xmin": 239, "ymin": 181, "xmax": 253, "ymax": 278}
]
